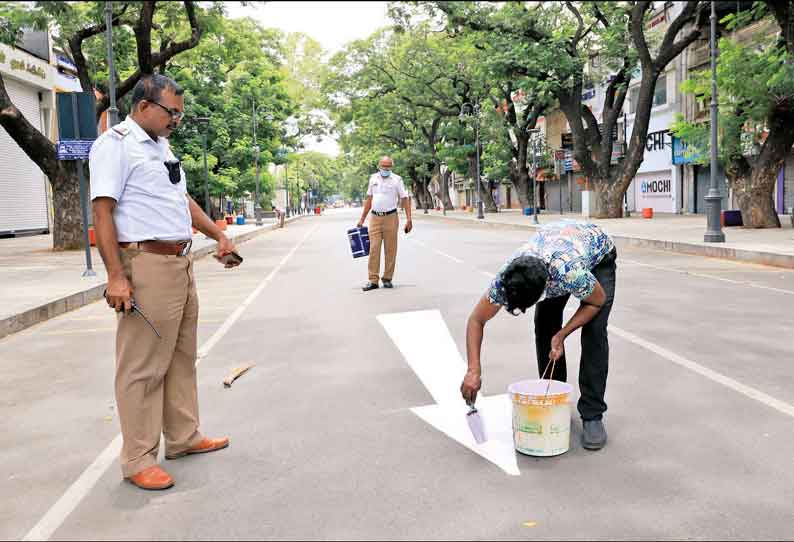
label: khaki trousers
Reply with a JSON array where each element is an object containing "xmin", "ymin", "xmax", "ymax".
[
  {"xmin": 368, "ymin": 213, "xmax": 399, "ymax": 283},
  {"xmin": 116, "ymin": 248, "xmax": 203, "ymax": 478}
]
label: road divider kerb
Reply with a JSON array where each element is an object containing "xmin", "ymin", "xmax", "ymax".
[
  {"xmin": 0, "ymin": 215, "xmax": 308, "ymax": 341},
  {"xmin": 414, "ymin": 213, "xmax": 794, "ymax": 270}
]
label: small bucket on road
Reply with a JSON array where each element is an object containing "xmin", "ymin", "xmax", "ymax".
[{"xmin": 508, "ymin": 379, "xmax": 573, "ymax": 457}]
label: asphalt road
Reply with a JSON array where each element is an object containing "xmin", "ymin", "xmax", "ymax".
[{"xmin": 2, "ymin": 208, "xmax": 793, "ymax": 540}]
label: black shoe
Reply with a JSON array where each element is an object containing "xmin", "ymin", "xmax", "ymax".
[
  {"xmin": 582, "ymin": 419, "xmax": 607, "ymax": 450},
  {"xmin": 382, "ymin": 280, "xmax": 393, "ymax": 289},
  {"xmin": 362, "ymin": 282, "xmax": 379, "ymax": 292}
]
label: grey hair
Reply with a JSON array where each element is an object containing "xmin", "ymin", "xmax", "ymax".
[{"xmin": 131, "ymin": 74, "xmax": 184, "ymax": 107}]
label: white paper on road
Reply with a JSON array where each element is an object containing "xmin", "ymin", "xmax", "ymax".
[{"xmin": 378, "ymin": 309, "xmax": 520, "ymax": 476}]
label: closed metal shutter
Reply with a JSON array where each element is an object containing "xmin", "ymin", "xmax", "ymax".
[{"xmin": 0, "ymin": 77, "xmax": 48, "ymax": 234}]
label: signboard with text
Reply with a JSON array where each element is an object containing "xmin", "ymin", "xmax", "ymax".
[{"xmin": 56, "ymin": 139, "xmax": 94, "ymax": 161}]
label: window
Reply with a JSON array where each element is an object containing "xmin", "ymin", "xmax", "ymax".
[
  {"xmin": 654, "ymin": 74, "xmax": 667, "ymax": 106},
  {"xmin": 629, "ymin": 75, "xmax": 667, "ymax": 114},
  {"xmin": 629, "ymin": 86, "xmax": 640, "ymax": 114}
]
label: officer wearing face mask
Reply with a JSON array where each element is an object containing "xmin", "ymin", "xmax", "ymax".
[{"xmin": 356, "ymin": 156, "xmax": 413, "ymax": 291}]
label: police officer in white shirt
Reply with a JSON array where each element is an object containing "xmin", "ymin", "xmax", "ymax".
[
  {"xmin": 90, "ymin": 75, "xmax": 235, "ymax": 491},
  {"xmin": 356, "ymin": 156, "xmax": 413, "ymax": 291}
]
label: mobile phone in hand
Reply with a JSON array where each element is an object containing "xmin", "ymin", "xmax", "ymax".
[{"xmin": 214, "ymin": 251, "xmax": 243, "ymax": 266}]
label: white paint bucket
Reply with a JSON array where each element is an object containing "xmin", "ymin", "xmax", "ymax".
[{"xmin": 507, "ymin": 379, "xmax": 573, "ymax": 457}]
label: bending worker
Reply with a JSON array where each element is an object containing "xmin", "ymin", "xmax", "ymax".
[
  {"xmin": 357, "ymin": 156, "xmax": 413, "ymax": 291},
  {"xmin": 90, "ymin": 74, "xmax": 237, "ymax": 491},
  {"xmin": 460, "ymin": 220, "xmax": 617, "ymax": 450}
]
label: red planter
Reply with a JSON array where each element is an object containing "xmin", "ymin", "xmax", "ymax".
[{"xmin": 642, "ymin": 208, "xmax": 654, "ymax": 219}]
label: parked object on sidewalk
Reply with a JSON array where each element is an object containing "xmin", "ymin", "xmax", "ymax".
[
  {"xmin": 642, "ymin": 208, "xmax": 654, "ymax": 219},
  {"xmin": 225, "ymin": 215, "xmax": 234, "ymax": 225},
  {"xmin": 508, "ymin": 379, "xmax": 572, "ymax": 456},
  {"xmin": 721, "ymin": 210, "xmax": 743, "ymax": 227},
  {"xmin": 523, "ymin": 207, "xmax": 539, "ymax": 216},
  {"xmin": 466, "ymin": 402, "xmax": 487, "ymax": 444},
  {"xmin": 223, "ymin": 363, "xmax": 255, "ymax": 388},
  {"xmin": 236, "ymin": 215, "xmax": 245, "ymax": 226},
  {"xmin": 347, "ymin": 226, "xmax": 370, "ymax": 259},
  {"xmin": 88, "ymin": 226, "xmax": 96, "ymax": 246}
]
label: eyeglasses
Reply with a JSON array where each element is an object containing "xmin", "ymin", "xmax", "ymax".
[{"xmin": 148, "ymin": 100, "xmax": 185, "ymax": 121}]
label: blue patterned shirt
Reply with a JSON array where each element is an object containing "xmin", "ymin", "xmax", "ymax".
[{"xmin": 488, "ymin": 220, "xmax": 615, "ymax": 305}]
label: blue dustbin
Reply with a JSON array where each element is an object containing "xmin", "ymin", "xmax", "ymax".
[
  {"xmin": 523, "ymin": 207, "xmax": 535, "ymax": 216},
  {"xmin": 236, "ymin": 215, "xmax": 245, "ymax": 225}
]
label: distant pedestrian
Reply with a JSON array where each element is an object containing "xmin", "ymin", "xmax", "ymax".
[
  {"xmin": 90, "ymin": 74, "xmax": 237, "ymax": 491},
  {"xmin": 460, "ymin": 220, "xmax": 617, "ymax": 450},
  {"xmin": 356, "ymin": 156, "xmax": 413, "ymax": 291}
]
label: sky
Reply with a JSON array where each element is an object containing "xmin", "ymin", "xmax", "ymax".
[{"xmin": 225, "ymin": 1, "xmax": 392, "ymax": 156}]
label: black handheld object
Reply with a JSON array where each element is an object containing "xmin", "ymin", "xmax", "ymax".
[{"xmin": 214, "ymin": 251, "xmax": 244, "ymax": 266}]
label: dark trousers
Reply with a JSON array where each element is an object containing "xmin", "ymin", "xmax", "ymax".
[{"xmin": 533, "ymin": 249, "xmax": 617, "ymax": 421}]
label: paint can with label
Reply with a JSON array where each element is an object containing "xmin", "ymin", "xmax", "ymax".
[{"xmin": 508, "ymin": 379, "xmax": 573, "ymax": 456}]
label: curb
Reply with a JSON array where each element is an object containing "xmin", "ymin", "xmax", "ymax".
[
  {"xmin": 415, "ymin": 213, "xmax": 794, "ymax": 270},
  {"xmin": 0, "ymin": 215, "xmax": 307, "ymax": 341}
]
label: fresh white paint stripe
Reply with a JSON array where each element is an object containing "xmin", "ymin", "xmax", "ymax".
[
  {"xmin": 610, "ymin": 326, "xmax": 794, "ymax": 418},
  {"xmin": 22, "ymin": 225, "xmax": 318, "ymax": 542},
  {"xmin": 377, "ymin": 310, "xmax": 468, "ymax": 407},
  {"xmin": 378, "ymin": 310, "xmax": 520, "ymax": 476},
  {"xmin": 412, "ymin": 395, "xmax": 520, "ymax": 476},
  {"xmin": 620, "ymin": 258, "xmax": 794, "ymax": 296}
]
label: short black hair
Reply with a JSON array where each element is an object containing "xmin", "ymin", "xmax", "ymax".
[
  {"xmin": 501, "ymin": 255, "xmax": 549, "ymax": 315},
  {"xmin": 131, "ymin": 74, "xmax": 183, "ymax": 107}
]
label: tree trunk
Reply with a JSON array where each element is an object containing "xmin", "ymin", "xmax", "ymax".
[
  {"xmin": 591, "ymin": 178, "xmax": 625, "ymax": 218},
  {"xmin": 509, "ymin": 161, "xmax": 531, "ymax": 208},
  {"xmin": 481, "ymin": 180, "xmax": 497, "ymax": 212},
  {"xmin": 438, "ymin": 168, "xmax": 454, "ymax": 210},
  {"xmin": 467, "ymin": 153, "xmax": 497, "ymax": 212},
  {"xmin": 731, "ymin": 173, "xmax": 781, "ymax": 228},
  {"xmin": 51, "ymin": 163, "xmax": 86, "ymax": 249}
]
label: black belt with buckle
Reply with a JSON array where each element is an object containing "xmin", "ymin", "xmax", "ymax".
[{"xmin": 372, "ymin": 209, "xmax": 397, "ymax": 217}]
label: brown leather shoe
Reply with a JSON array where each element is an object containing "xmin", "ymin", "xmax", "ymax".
[
  {"xmin": 166, "ymin": 436, "xmax": 230, "ymax": 460},
  {"xmin": 126, "ymin": 465, "xmax": 174, "ymax": 490}
]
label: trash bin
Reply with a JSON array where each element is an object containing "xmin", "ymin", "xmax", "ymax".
[
  {"xmin": 225, "ymin": 215, "xmax": 234, "ymax": 225},
  {"xmin": 236, "ymin": 215, "xmax": 245, "ymax": 225}
]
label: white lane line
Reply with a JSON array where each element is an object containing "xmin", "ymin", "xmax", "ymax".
[
  {"xmin": 621, "ymin": 258, "xmax": 794, "ymax": 296},
  {"xmin": 610, "ymin": 326, "xmax": 794, "ymax": 418},
  {"xmin": 433, "ymin": 248, "xmax": 463, "ymax": 264},
  {"xmin": 377, "ymin": 310, "xmax": 519, "ymax": 476},
  {"xmin": 417, "ymin": 245, "xmax": 794, "ymax": 421},
  {"xmin": 22, "ymin": 224, "xmax": 318, "ymax": 542}
]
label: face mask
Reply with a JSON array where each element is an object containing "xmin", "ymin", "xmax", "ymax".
[{"xmin": 379, "ymin": 169, "xmax": 391, "ymax": 177}]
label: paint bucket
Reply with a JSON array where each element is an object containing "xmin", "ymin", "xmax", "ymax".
[
  {"xmin": 642, "ymin": 207, "xmax": 653, "ymax": 219},
  {"xmin": 507, "ymin": 379, "xmax": 573, "ymax": 457}
]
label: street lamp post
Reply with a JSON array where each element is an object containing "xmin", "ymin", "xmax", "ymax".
[
  {"xmin": 104, "ymin": 2, "xmax": 119, "ymax": 128},
  {"xmin": 528, "ymin": 128, "xmax": 541, "ymax": 224},
  {"xmin": 704, "ymin": 0, "xmax": 726, "ymax": 242}
]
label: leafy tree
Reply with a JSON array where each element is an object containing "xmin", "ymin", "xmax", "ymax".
[
  {"xmin": 672, "ymin": 1, "xmax": 794, "ymax": 227},
  {"xmin": 0, "ymin": 1, "xmax": 216, "ymax": 248}
]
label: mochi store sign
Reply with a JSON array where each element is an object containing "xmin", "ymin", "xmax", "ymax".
[{"xmin": 640, "ymin": 178, "xmax": 671, "ymax": 197}]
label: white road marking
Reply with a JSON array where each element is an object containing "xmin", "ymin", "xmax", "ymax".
[
  {"xmin": 610, "ymin": 326, "xmax": 794, "ymax": 419},
  {"xmin": 620, "ymin": 258, "xmax": 794, "ymax": 296},
  {"xmin": 377, "ymin": 309, "xmax": 520, "ymax": 476},
  {"xmin": 433, "ymin": 249, "xmax": 463, "ymax": 264},
  {"xmin": 22, "ymin": 225, "xmax": 318, "ymax": 542}
]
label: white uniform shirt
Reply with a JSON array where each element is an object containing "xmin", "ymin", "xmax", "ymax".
[
  {"xmin": 367, "ymin": 172, "xmax": 408, "ymax": 212},
  {"xmin": 89, "ymin": 116, "xmax": 192, "ymax": 242}
]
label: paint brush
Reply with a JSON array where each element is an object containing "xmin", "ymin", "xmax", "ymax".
[{"xmin": 466, "ymin": 401, "xmax": 487, "ymax": 444}]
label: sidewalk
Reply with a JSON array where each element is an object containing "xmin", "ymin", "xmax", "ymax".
[
  {"xmin": 0, "ymin": 216, "xmax": 306, "ymax": 340},
  {"xmin": 415, "ymin": 209, "xmax": 794, "ymax": 268}
]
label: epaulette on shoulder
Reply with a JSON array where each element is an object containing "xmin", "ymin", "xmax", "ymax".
[{"xmin": 110, "ymin": 125, "xmax": 130, "ymax": 139}]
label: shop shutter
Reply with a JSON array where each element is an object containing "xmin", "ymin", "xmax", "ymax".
[
  {"xmin": 785, "ymin": 155, "xmax": 794, "ymax": 213},
  {"xmin": 0, "ymin": 77, "xmax": 48, "ymax": 234}
]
